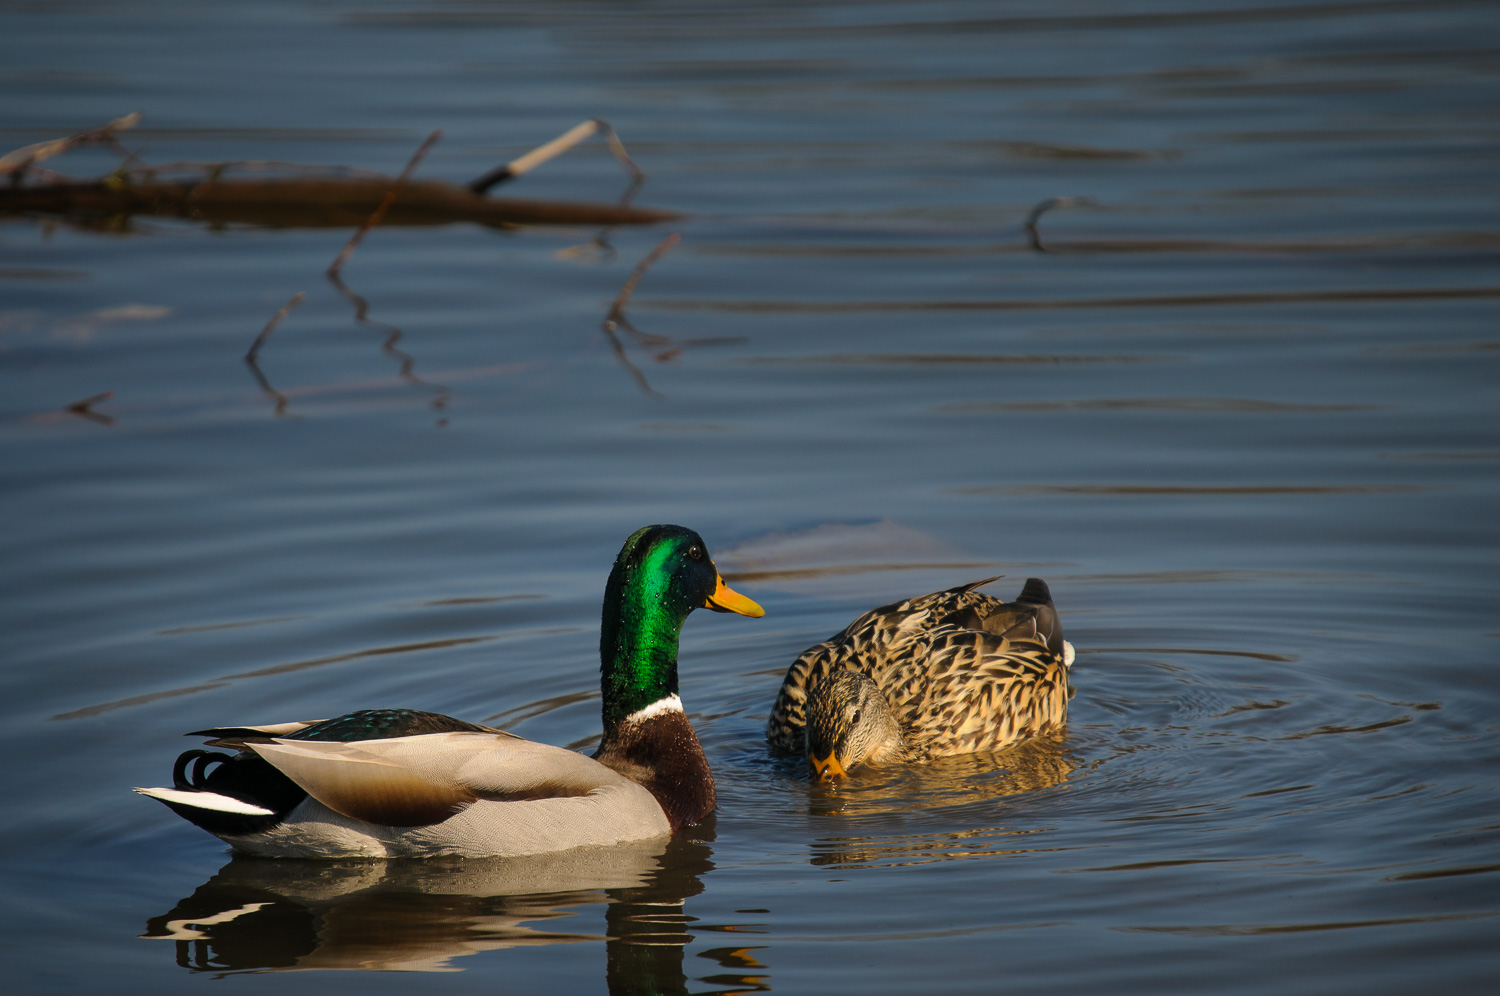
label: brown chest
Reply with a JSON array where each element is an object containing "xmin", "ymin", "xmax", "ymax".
[{"xmin": 595, "ymin": 710, "xmax": 715, "ymax": 832}]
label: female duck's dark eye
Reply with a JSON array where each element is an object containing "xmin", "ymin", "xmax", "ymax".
[
  {"xmin": 851, "ymin": 709, "xmax": 861, "ymax": 725},
  {"xmin": 688, "ymin": 544, "xmax": 704, "ymax": 561}
]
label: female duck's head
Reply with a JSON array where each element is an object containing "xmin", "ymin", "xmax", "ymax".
[
  {"xmin": 805, "ymin": 669, "xmax": 906, "ymax": 779},
  {"xmin": 599, "ymin": 525, "xmax": 762, "ymax": 728}
]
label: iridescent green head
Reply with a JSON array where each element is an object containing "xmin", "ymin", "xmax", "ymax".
[{"xmin": 598, "ymin": 525, "xmax": 763, "ymax": 732}]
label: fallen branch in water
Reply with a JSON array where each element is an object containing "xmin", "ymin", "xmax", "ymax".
[{"xmin": 0, "ymin": 116, "xmax": 680, "ymax": 230}]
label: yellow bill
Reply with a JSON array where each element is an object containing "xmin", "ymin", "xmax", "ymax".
[{"xmin": 704, "ymin": 573, "xmax": 765, "ymax": 617}]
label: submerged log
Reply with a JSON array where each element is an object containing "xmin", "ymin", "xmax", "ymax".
[{"xmin": 0, "ymin": 175, "xmax": 682, "ymax": 229}]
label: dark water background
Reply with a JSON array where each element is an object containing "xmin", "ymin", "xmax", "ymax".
[{"xmin": 2, "ymin": 1, "xmax": 1498, "ymax": 992}]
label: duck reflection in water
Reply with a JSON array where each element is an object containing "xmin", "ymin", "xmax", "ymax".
[
  {"xmin": 804, "ymin": 734, "xmax": 1076, "ymax": 868},
  {"xmin": 141, "ymin": 834, "xmax": 770, "ymax": 993}
]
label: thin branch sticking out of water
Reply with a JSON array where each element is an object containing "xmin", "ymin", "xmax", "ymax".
[
  {"xmin": 325, "ymin": 266, "xmax": 452, "ymax": 420},
  {"xmin": 241, "ymin": 133, "xmax": 453, "ymax": 422},
  {"xmin": 607, "ymin": 232, "xmax": 681, "ymax": 324},
  {"xmin": 1024, "ymin": 196, "xmax": 1096, "ymax": 253},
  {"xmin": 65, "ymin": 390, "xmax": 114, "ymax": 426},
  {"xmin": 245, "ymin": 291, "xmax": 306, "ymax": 363},
  {"xmin": 473, "ymin": 118, "xmax": 651, "ymax": 261},
  {"xmin": 244, "ymin": 292, "xmax": 306, "ymax": 418},
  {"xmin": 327, "ymin": 130, "xmax": 442, "ymax": 280},
  {"xmin": 323, "ymin": 135, "xmax": 453, "ymax": 420},
  {"xmin": 469, "ymin": 118, "xmax": 646, "ymax": 208},
  {"xmin": 602, "ymin": 233, "xmax": 682, "ymax": 398},
  {"xmin": 244, "ymin": 357, "xmax": 297, "ymax": 419}
]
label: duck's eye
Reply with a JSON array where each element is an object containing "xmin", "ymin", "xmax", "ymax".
[
  {"xmin": 850, "ymin": 709, "xmax": 861, "ymax": 725},
  {"xmin": 687, "ymin": 544, "xmax": 704, "ymax": 561}
]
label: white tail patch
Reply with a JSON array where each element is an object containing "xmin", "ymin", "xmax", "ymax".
[
  {"xmin": 134, "ymin": 786, "xmax": 275, "ymax": 816},
  {"xmin": 1063, "ymin": 641, "xmax": 1076, "ymax": 668},
  {"xmin": 625, "ymin": 693, "xmax": 684, "ymax": 725}
]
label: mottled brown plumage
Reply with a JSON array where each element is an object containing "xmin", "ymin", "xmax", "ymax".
[{"xmin": 766, "ymin": 577, "xmax": 1074, "ymax": 775}]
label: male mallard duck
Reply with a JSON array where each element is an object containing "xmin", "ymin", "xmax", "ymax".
[
  {"xmin": 135, "ymin": 525, "xmax": 764, "ymax": 857},
  {"xmin": 765, "ymin": 576, "xmax": 1073, "ymax": 779}
]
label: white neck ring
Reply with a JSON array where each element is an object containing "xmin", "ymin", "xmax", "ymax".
[{"xmin": 625, "ymin": 693, "xmax": 684, "ymax": 725}]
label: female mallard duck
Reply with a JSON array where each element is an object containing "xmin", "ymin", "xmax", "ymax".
[
  {"xmin": 766, "ymin": 576, "xmax": 1073, "ymax": 779},
  {"xmin": 135, "ymin": 525, "xmax": 764, "ymax": 858}
]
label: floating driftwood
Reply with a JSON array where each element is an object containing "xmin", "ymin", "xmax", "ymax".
[
  {"xmin": 0, "ymin": 176, "xmax": 682, "ymax": 229},
  {"xmin": 1, "ymin": 115, "xmax": 680, "ymax": 230}
]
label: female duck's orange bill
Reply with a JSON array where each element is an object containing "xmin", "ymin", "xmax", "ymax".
[
  {"xmin": 704, "ymin": 574, "xmax": 765, "ymax": 617},
  {"xmin": 810, "ymin": 752, "xmax": 847, "ymax": 780}
]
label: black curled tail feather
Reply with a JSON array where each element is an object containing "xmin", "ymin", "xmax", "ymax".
[
  {"xmin": 158, "ymin": 748, "xmax": 308, "ymax": 837},
  {"xmin": 172, "ymin": 749, "xmax": 232, "ymax": 790}
]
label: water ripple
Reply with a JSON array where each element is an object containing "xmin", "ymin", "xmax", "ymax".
[
  {"xmin": 654, "ymin": 286, "xmax": 1500, "ymax": 314},
  {"xmin": 952, "ymin": 484, "xmax": 1424, "ymax": 496}
]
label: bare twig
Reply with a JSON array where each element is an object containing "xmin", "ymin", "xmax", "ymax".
[
  {"xmin": 0, "ymin": 112, "xmax": 142, "ymax": 182},
  {"xmin": 1024, "ymin": 196, "xmax": 1096, "ymax": 253},
  {"xmin": 245, "ymin": 291, "xmax": 306, "ymax": 361},
  {"xmin": 326, "ymin": 130, "xmax": 442, "ymax": 279},
  {"xmin": 65, "ymin": 390, "xmax": 114, "ymax": 426},
  {"xmin": 469, "ymin": 118, "xmax": 646, "ymax": 205}
]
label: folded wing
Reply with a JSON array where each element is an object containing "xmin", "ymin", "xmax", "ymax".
[{"xmin": 251, "ymin": 733, "xmax": 625, "ymax": 828}]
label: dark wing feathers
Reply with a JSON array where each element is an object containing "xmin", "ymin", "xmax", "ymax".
[{"xmin": 191, "ymin": 709, "xmax": 517, "ymax": 751}]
